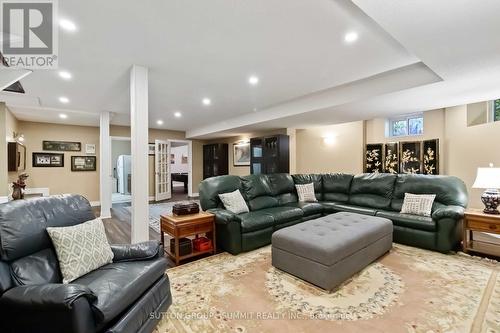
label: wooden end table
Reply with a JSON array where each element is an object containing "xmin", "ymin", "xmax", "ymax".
[
  {"xmin": 160, "ymin": 211, "xmax": 216, "ymax": 266},
  {"xmin": 463, "ymin": 209, "xmax": 500, "ymax": 257}
]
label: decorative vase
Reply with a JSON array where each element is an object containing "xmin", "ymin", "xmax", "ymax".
[{"xmin": 481, "ymin": 189, "xmax": 500, "ymax": 214}]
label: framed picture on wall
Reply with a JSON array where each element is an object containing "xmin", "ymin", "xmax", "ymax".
[
  {"xmin": 33, "ymin": 152, "xmax": 64, "ymax": 167},
  {"xmin": 148, "ymin": 143, "xmax": 155, "ymax": 156},
  {"xmin": 384, "ymin": 142, "xmax": 399, "ymax": 174},
  {"xmin": 43, "ymin": 141, "xmax": 81, "ymax": 151},
  {"xmin": 423, "ymin": 139, "xmax": 439, "ymax": 175},
  {"xmin": 233, "ymin": 142, "xmax": 250, "ymax": 166},
  {"xmin": 365, "ymin": 143, "xmax": 384, "ymax": 173},
  {"xmin": 71, "ymin": 156, "xmax": 96, "ymax": 171},
  {"xmin": 85, "ymin": 144, "xmax": 96, "ymax": 154},
  {"xmin": 400, "ymin": 141, "xmax": 422, "ymax": 174}
]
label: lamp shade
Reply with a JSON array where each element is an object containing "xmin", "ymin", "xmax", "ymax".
[{"xmin": 472, "ymin": 167, "xmax": 500, "ymax": 189}]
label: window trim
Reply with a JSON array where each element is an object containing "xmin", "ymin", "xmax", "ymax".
[{"xmin": 387, "ymin": 113, "xmax": 424, "ymax": 138}]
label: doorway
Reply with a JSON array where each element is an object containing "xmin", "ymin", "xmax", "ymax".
[
  {"xmin": 170, "ymin": 141, "xmax": 190, "ymax": 200},
  {"xmin": 111, "ymin": 137, "xmax": 131, "ymax": 204}
]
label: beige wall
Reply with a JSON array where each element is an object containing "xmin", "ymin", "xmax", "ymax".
[
  {"xmin": 19, "ymin": 121, "xmax": 101, "ymax": 202},
  {"xmin": 444, "ymin": 105, "xmax": 500, "ymax": 208},
  {"xmin": 365, "ymin": 109, "xmax": 446, "ymax": 174},
  {"xmin": 295, "ymin": 121, "xmax": 364, "ymax": 174}
]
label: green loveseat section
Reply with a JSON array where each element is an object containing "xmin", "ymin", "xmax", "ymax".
[{"xmin": 199, "ymin": 173, "xmax": 468, "ymax": 255}]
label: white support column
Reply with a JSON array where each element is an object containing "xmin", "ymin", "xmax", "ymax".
[
  {"xmin": 99, "ymin": 111, "xmax": 112, "ymax": 218},
  {"xmin": 130, "ymin": 65, "xmax": 150, "ymax": 243}
]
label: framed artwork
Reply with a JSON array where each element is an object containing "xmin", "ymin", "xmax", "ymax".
[
  {"xmin": 71, "ymin": 156, "xmax": 96, "ymax": 171},
  {"xmin": 400, "ymin": 141, "xmax": 422, "ymax": 174},
  {"xmin": 43, "ymin": 141, "xmax": 81, "ymax": 152},
  {"xmin": 365, "ymin": 143, "xmax": 384, "ymax": 173},
  {"xmin": 85, "ymin": 144, "xmax": 96, "ymax": 154},
  {"xmin": 33, "ymin": 152, "xmax": 64, "ymax": 167},
  {"xmin": 170, "ymin": 153, "xmax": 175, "ymax": 164},
  {"xmin": 233, "ymin": 142, "xmax": 250, "ymax": 166},
  {"xmin": 181, "ymin": 154, "xmax": 188, "ymax": 164},
  {"xmin": 423, "ymin": 139, "xmax": 439, "ymax": 175},
  {"xmin": 148, "ymin": 143, "xmax": 155, "ymax": 156},
  {"xmin": 384, "ymin": 142, "xmax": 399, "ymax": 174}
]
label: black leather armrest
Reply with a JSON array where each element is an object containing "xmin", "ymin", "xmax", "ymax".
[
  {"xmin": 111, "ymin": 240, "xmax": 162, "ymax": 262},
  {"xmin": 432, "ymin": 205, "xmax": 465, "ymax": 221},
  {"xmin": 0, "ymin": 283, "xmax": 96, "ymax": 310},
  {"xmin": 207, "ymin": 208, "xmax": 241, "ymax": 225}
]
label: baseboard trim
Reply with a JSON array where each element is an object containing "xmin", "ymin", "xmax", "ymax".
[
  {"xmin": 90, "ymin": 201, "xmax": 100, "ymax": 207},
  {"xmin": 190, "ymin": 192, "xmax": 199, "ymax": 198},
  {"xmin": 0, "ymin": 196, "xmax": 8, "ymax": 204}
]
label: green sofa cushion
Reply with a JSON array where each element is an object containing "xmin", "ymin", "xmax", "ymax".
[
  {"xmin": 199, "ymin": 175, "xmax": 242, "ymax": 210},
  {"xmin": 391, "ymin": 174, "xmax": 468, "ymax": 211},
  {"xmin": 259, "ymin": 206, "xmax": 304, "ymax": 224},
  {"xmin": 349, "ymin": 173, "xmax": 397, "ymax": 209},
  {"xmin": 376, "ymin": 210, "xmax": 436, "ymax": 232},
  {"xmin": 321, "ymin": 203, "xmax": 377, "ymax": 216},
  {"xmin": 268, "ymin": 173, "xmax": 295, "ymax": 195},
  {"xmin": 292, "ymin": 174, "xmax": 323, "ymax": 201},
  {"xmin": 284, "ymin": 202, "xmax": 323, "ymax": 216},
  {"xmin": 322, "ymin": 173, "xmax": 353, "ymax": 203},
  {"xmin": 241, "ymin": 175, "xmax": 278, "ymax": 210},
  {"xmin": 238, "ymin": 211, "xmax": 275, "ymax": 233}
]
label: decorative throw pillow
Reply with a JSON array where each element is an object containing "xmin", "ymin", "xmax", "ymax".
[
  {"xmin": 218, "ymin": 189, "xmax": 249, "ymax": 214},
  {"xmin": 46, "ymin": 218, "xmax": 114, "ymax": 284},
  {"xmin": 296, "ymin": 183, "xmax": 317, "ymax": 202},
  {"xmin": 400, "ymin": 193, "xmax": 436, "ymax": 217}
]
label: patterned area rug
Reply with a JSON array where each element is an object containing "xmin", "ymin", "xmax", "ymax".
[
  {"xmin": 125, "ymin": 200, "xmax": 200, "ymax": 233},
  {"xmin": 154, "ymin": 244, "xmax": 500, "ymax": 333}
]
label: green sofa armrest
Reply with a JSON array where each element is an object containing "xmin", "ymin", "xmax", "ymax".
[
  {"xmin": 432, "ymin": 205, "xmax": 465, "ymax": 221},
  {"xmin": 207, "ymin": 208, "xmax": 241, "ymax": 225}
]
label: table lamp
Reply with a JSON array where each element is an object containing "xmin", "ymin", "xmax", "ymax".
[{"xmin": 472, "ymin": 165, "xmax": 500, "ymax": 214}]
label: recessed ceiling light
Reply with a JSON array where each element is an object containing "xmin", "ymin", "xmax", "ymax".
[
  {"xmin": 58, "ymin": 96, "xmax": 69, "ymax": 104},
  {"xmin": 344, "ymin": 32, "xmax": 358, "ymax": 43},
  {"xmin": 59, "ymin": 114, "xmax": 68, "ymax": 119},
  {"xmin": 248, "ymin": 76, "xmax": 259, "ymax": 86},
  {"xmin": 202, "ymin": 98, "xmax": 211, "ymax": 106},
  {"xmin": 58, "ymin": 71, "xmax": 72, "ymax": 80},
  {"xmin": 157, "ymin": 120, "xmax": 164, "ymax": 125},
  {"xmin": 174, "ymin": 112, "xmax": 182, "ymax": 118},
  {"xmin": 59, "ymin": 19, "xmax": 77, "ymax": 32}
]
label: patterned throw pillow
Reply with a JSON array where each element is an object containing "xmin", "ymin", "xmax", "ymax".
[
  {"xmin": 46, "ymin": 218, "xmax": 114, "ymax": 284},
  {"xmin": 400, "ymin": 193, "xmax": 436, "ymax": 217},
  {"xmin": 295, "ymin": 183, "xmax": 317, "ymax": 202},
  {"xmin": 218, "ymin": 189, "xmax": 249, "ymax": 214}
]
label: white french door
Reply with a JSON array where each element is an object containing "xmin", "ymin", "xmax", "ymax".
[{"xmin": 155, "ymin": 140, "xmax": 171, "ymax": 201}]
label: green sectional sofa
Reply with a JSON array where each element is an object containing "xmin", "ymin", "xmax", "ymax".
[{"xmin": 199, "ymin": 173, "xmax": 468, "ymax": 255}]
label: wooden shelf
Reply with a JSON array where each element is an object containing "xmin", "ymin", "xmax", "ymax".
[
  {"xmin": 464, "ymin": 240, "xmax": 500, "ymax": 257},
  {"xmin": 165, "ymin": 248, "xmax": 214, "ymax": 261}
]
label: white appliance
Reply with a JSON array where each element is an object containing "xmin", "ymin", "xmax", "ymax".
[{"xmin": 116, "ymin": 155, "xmax": 131, "ymax": 194}]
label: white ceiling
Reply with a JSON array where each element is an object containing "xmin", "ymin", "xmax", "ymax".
[{"xmin": 2, "ymin": 0, "xmax": 500, "ymax": 138}]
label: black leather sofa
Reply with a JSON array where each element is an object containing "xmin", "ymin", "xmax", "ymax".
[
  {"xmin": 0, "ymin": 195, "xmax": 172, "ymax": 333},
  {"xmin": 199, "ymin": 173, "xmax": 468, "ymax": 255}
]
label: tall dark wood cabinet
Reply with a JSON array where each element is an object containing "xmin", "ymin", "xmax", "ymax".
[
  {"xmin": 250, "ymin": 134, "xmax": 289, "ymax": 174},
  {"xmin": 7, "ymin": 142, "xmax": 26, "ymax": 172},
  {"xmin": 203, "ymin": 143, "xmax": 228, "ymax": 179}
]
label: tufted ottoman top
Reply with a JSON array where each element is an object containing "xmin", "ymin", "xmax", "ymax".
[{"xmin": 272, "ymin": 212, "xmax": 393, "ymax": 266}]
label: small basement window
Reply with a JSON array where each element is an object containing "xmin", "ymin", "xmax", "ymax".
[{"xmin": 388, "ymin": 114, "xmax": 424, "ymax": 137}]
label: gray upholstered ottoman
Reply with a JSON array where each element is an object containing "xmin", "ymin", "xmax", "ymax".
[{"xmin": 272, "ymin": 211, "xmax": 393, "ymax": 290}]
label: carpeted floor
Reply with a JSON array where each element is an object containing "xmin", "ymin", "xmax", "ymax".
[
  {"xmin": 154, "ymin": 244, "xmax": 500, "ymax": 333},
  {"xmin": 126, "ymin": 200, "xmax": 200, "ymax": 233}
]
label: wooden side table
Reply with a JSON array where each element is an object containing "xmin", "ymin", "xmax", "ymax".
[
  {"xmin": 463, "ymin": 209, "xmax": 500, "ymax": 257},
  {"xmin": 160, "ymin": 211, "xmax": 215, "ymax": 266}
]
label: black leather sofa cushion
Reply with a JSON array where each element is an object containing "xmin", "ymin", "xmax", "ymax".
[
  {"xmin": 268, "ymin": 174, "xmax": 298, "ymax": 205},
  {"xmin": 285, "ymin": 202, "xmax": 323, "ymax": 216},
  {"xmin": 10, "ymin": 248, "xmax": 61, "ymax": 286},
  {"xmin": 260, "ymin": 206, "xmax": 304, "ymax": 224},
  {"xmin": 241, "ymin": 174, "xmax": 273, "ymax": 200},
  {"xmin": 322, "ymin": 173, "xmax": 353, "ymax": 203},
  {"xmin": 349, "ymin": 173, "xmax": 397, "ymax": 209},
  {"xmin": 292, "ymin": 174, "xmax": 323, "ymax": 201},
  {"xmin": 199, "ymin": 175, "xmax": 242, "ymax": 210},
  {"xmin": 0, "ymin": 195, "xmax": 95, "ymax": 262},
  {"xmin": 111, "ymin": 241, "xmax": 161, "ymax": 263},
  {"xmin": 323, "ymin": 203, "xmax": 377, "ymax": 216},
  {"xmin": 73, "ymin": 257, "xmax": 168, "ymax": 327},
  {"xmin": 238, "ymin": 211, "xmax": 275, "ymax": 232},
  {"xmin": 376, "ymin": 210, "xmax": 436, "ymax": 232},
  {"xmin": 391, "ymin": 174, "xmax": 468, "ymax": 211}
]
